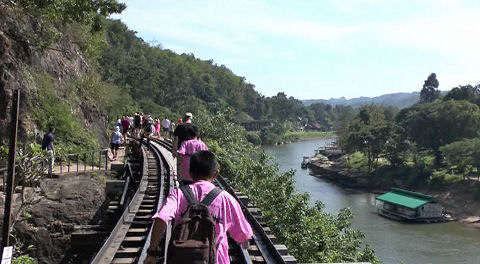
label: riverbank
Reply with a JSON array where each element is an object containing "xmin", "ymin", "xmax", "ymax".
[
  {"xmin": 260, "ymin": 131, "xmax": 336, "ymax": 146},
  {"xmin": 309, "ymin": 159, "xmax": 480, "ymax": 229},
  {"xmin": 285, "ymin": 131, "xmax": 336, "ymax": 141},
  {"xmin": 266, "ymin": 139, "xmax": 480, "ymax": 264}
]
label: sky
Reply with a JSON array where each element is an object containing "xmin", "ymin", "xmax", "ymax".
[{"xmin": 114, "ymin": 0, "xmax": 480, "ymax": 100}]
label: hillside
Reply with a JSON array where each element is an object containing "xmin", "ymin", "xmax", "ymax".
[
  {"xmin": 97, "ymin": 20, "xmax": 353, "ymax": 130},
  {"xmin": 99, "ymin": 19, "xmax": 267, "ymax": 120},
  {"xmin": 302, "ymin": 92, "xmax": 420, "ymax": 109},
  {"xmin": 0, "ymin": 1, "xmax": 120, "ymax": 150}
]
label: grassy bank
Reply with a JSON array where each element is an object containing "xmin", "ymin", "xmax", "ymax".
[{"xmin": 285, "ymin": 131, "xmax": 336, "ymax": 141}]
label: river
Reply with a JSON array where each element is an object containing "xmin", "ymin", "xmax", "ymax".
[{"xmin": 264, "ymin": 139, "xmax": 480, "ymax": 264}]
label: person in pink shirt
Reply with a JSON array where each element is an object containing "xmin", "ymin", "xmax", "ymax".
[
  {"xmin": 145, "ymin": 151, "xmax": 253, "ymax": 264},
  {"xmin": 177, "ymin": 125, "xmax": 208, "ymax": 185},
  {"xmin": 155, "ymin": 118, "xmax": 161, "ymax": 138}
]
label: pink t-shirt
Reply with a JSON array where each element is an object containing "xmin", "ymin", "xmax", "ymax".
[
  {"xmin": 177, "ymin": 139, "xmax": 209, "ymax": 182},
  {"xmin": 152, "ymin": 181, "xmax": 253, "ymax": 264}
]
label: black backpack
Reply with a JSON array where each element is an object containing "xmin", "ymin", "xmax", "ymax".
[{"xmin": 167, "ymin": 186, "xmax": 222, "ymax": 264}]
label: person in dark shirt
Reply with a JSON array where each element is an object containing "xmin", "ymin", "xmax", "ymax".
[
  {"xmin": 134, "ymin": 112, "xmax": 141, "ymax": 137},
  {"xmin": 121, "ymin": 116, "xmax": 130, "ymax": 143},
  {"xmin": 172, "ymin": 113, "xmax": 193, "ymax": 155},
  {"xmin": 41, "ymin": 127, "xmax": 55, "ymax": 175},
  {"xmin": 172, "ymin": 113, "xmax": 193, "ymax": 186}
]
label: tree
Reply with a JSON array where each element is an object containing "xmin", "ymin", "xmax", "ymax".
[
  {"xmin": 397, "ymin": 100, "xmax": 480, "ymax": 165},
  {"xmin": 419, "ymin": 73, "xmax": 440, "ymax": 103},
  {"xmin": 443, "ymin": 84, "xmax": 480, "ymax": 106},
  {"xmin": 18, "ymin": 0, "xmax": 126, "ymax": 31},
  {"xmin": 440, "ymin": 138, "xmax": 480, "ymax": 180},
  {"xmin": 340, "ymin": 105, "xmax": 394, "ymax": 174},
  {"xmin": 382, "ymin": 124, "xmax": 413, "ymax": 166}
]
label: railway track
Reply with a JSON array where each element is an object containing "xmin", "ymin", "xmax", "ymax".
[
  {"xmin": 91, "ymin": 139, "xmax": 172, "ymax": 264},
  {"xmin": 92, "ymin": 137, "xmax": 296, "ymax": 263}
]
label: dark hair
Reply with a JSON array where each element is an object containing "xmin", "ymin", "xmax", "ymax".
[
  {"xmin": 186, "ymin": 125, "xmax": 199, "ymax": 140},
  {"xmin": 49, "ymin": 126, "xmax": 55, "ymax": 132},
  {"xmin": 189, "ymin": 151, "xmax": 217, "ymax": 180}
]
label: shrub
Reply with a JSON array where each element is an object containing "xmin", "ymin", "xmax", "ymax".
[
  {"xmin": 32, "ymin": 72, "xmax": 99, "ymax": 153},
  {"xmin": 346, "ymin": 152, "xmax": 369, "ymax": 173},
  {"xmin": 13, "ymin": 255, "xmax": 36, "ymax": 264},
  {"xmin": 430, "ymin": 170, "xmax": 462, "ymax": 187},
  {"xmin": 245, "ymin": 131, "xmax": 262, "ymax": 145}
]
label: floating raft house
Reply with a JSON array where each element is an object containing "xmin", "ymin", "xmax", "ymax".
[{"xmin": 375, "ymin": 188, "xmax": 445, "ymax": 222}]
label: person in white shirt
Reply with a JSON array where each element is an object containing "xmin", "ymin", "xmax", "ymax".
[{"xmin": 161, "ymin": 117, "xmax": 171, "ymax": 139}]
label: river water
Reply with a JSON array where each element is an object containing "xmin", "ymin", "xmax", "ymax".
[{"xmin": 264, "ymin": 139, "xmax": 480, "ymax": 264}]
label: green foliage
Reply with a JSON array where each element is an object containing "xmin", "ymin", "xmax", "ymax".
[
  {"xmin": 440, "ymin": 137, "xmax": 480, "ymax": 178},
  {"xmin": 373, "ymin": 164, "xmax": 431, "ymax": 188},
  {"xmin": 0, "ymin": 143, "xmax": 8, "ymax": 167},
  {"xmin": 284, "ymin": 131, "xmax": 336, "ymax": 140},
  {"xmin": 345, "ymin": 152, "xmax": 369, "ymax": 173},
  {"xmin": 197, "ymin": 111, "xmax": 378, "ymax": 263},
  {"xmin": 16, "ymin": 0, "xmax": 124, "ymax": 51},
  {"xmin": 430, "ymin": 170, "xmax": 463, "ymax": 187},
  {"xmin": 17, "ymin": 0, "xmax": 125, "ymax": 31},
  {"xmin": 339, "ymin": 105, "xmax": 402, "ymax": 174},
  {"xmin": 98, "ymin": 19, "xmax": 352, "ymax": 132},
  {"xmin": 419, "ymin": 73, "xmax": 440, "ymax": 103},
  {"xmin": 32, "ymin": 72, "xmax": 99, "ymax": 153},
  {"xmin": 12, "ymin": 255, "xmax": 37, "ymax": 264},
  {"xmin": 24, "ymin": 211, "xmax": 32, "ymax": 220},
  {"xmin": 245, "ymin": 131, "xmax": 262, "ymax": 145},
  {"xmin": 65, "ymin": 22, "xmax": 109, "ymax": 60},
  {"xmin": 398, "ymin": 100, "xmax": 480, "ymax": 164},
  {"xmin": 259, "ymin": 121, "xmax": 298, "ymax": 145},
  {"xmin": 339, "ymin": 83, "xmax": 480, "ymax": 188},
  {"xmin": 443, "ymin": 84, "xmax": 480, "ymax": 105}
]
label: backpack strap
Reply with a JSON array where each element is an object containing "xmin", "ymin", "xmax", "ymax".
[
  {"xmin": 200, "ymin": 187, "xmax": 223, "ymax": 206},
  {"xmin": 180, "ymin": 186, "xmax": 198, "ymax": 205}
]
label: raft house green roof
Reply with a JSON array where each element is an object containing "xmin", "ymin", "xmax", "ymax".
[{"xmin": 375, "ymin": 188, "xmax": 436, "ymax": 209}]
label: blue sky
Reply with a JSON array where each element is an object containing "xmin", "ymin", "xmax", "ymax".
[{"xmin": 114, "ymin": 0, "xmax": 480, "ymax": 100}]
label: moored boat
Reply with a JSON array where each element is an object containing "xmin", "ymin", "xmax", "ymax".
[
  {"xmin": 301, "ymin": 156, "xmax": 309, "ymax": 168},
  {"xmin": 375, "ymin": 188, "xmax": 447, "ymax": 223}
]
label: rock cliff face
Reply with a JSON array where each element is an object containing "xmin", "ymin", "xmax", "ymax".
[
  {"xmin": 0, "ymin": 2, "xmax": 109, "ymax": 146},
  {"xmin": 14, "ymin": 173, "xmax": 107, "ymax": 264}
]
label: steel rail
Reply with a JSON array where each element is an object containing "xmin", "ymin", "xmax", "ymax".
[
  {"xmin": 138, "ymin": 139, "xmax": 175, "ymax": 264},
  {"xmin": 93, "ymin": 136, "xmax": 295, "ymax": 263},
  {"xmin": 151, "ymin": 137, "xmax": 295, "ymax": 263},
  {"xmin": 215, "ymin": 176, "xmax": 296, "ymax": 264},
  {"xmin": 91, "ymin": 140, "xmax": 166, "ymax": 264}
]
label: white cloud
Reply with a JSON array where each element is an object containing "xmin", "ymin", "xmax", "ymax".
[
  {"xmin": 376, "ymin": 13, "xmax": 480, "ymax": 58},
  {"xmin": 117, "ymin": 0, "xmax": 365, "ymax": 54},
  {"xmin": 115, "ymin": 0, "xmax": 480, "ymax": 98}
]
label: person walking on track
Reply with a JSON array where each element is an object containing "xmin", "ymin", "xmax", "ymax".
[
  {"xmin": 144, "ymin": 151, "xmax": 253, "ymax": 264},
  {"xmin": 110, "ymin": 126, "xmax": 123, "ymax": 161},
  {"xmin": 177, "ymin": 125, "xmax": 208, "ymax": 185},
  {"xmin": 172, "ymin": 112, "xmax": 193, "ymax": 156},
  {"xmin": 161, "ymin": 116, "xmax": 170, "ymax": 139}
]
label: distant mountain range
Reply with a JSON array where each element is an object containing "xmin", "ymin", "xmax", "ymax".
[{"xmin": 302, "ymin": 92, "xmax": 421, "ymax": 109}]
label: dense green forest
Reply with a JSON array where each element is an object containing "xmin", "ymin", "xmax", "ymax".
[
  {"xmin": 339, "ymin": 73, "xmax": 480, "ymax": 191},
  {"xmin": 98, "ymin": 19, "xmax": 354, "ymax": 144}
]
